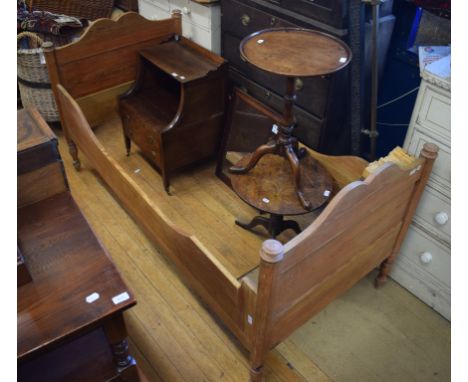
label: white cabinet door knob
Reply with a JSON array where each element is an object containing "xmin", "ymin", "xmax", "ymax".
[
  {"xmin": 419, "ymin": 251, "xmax": 433, "ymax": 264},
  {"xmin": 434, "ymin": 212, "xmax": 449, "ymax": 225}
]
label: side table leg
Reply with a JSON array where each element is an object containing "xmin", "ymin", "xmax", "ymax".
[
  {"xmin": 236, "ymin": 216, "xmax": 271, "ymax": 234},
  {"xmin": 104, "ymin": 314, "xmax": 140, "ymax": 382},
  {"xmin": 229, "ymin": 141, "xmax": 277, "ymax": 174},
  {"xmin": 285, "ymin": 145, "xmax": 311, "ymax": 210},
  {"xmin": 282, "ymin": 219, "xmax": 302, "ymax": 235}
]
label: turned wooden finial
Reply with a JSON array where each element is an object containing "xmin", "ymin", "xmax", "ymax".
[
  {"xmin": 260, "ymin": 239, "xmax": 284, "ymax": 263},
  {"xmin": 421, "ymin": 142, "xmax": 439, "ymax": 160},
  {"xmin": 171, "ymin": 9, "xmax": 182, "ymax": 19},
  {"xmin": 42, "ymin": 41, "xmax": 54, "ymax": 51}
]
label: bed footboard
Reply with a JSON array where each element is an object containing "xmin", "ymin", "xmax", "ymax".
[{"xmin": 248, "ymin": 144, "xmax": 438, "ymax": 380}]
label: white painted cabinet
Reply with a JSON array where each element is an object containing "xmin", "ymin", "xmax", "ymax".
[
  {"xmin": 391, "ymin": 68, "xmax": 451, "ymax": 320},
  {"xmin": 138, "ymin": 0, "xmax": 221, "ymax": 53}
]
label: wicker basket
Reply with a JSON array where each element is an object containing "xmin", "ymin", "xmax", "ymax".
[
  {"xmin": 27, "ymin": 0, "xmax": 114, "ymax": 20},
  {"xmin": 17, "ymin": 32, "xmax": 59, "ymax": 122}
]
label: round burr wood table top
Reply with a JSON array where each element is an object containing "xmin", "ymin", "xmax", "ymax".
[
  {"xmin": 240, "ymin": 28, "xmax": 352, "ymax": 78},
  {"xmin": 230, "ymin": 153, "xmax": 334, "ymax": 216}
]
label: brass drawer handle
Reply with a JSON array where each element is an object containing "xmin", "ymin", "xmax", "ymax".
[
  {"xmin": 241, "ymin": 14, "xmax": 251, "ymax": 26},
  {"xmin": 294, "ymin": 78, "xmax": 304, "ymax": 92}
]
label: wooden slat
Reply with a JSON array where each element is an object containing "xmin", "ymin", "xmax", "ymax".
[
  {"xmin": 45, "ymin": 13, "xmax": 178, "ymax": 99},
  {"xmin": 268, "ymin": 224, "xmax": 402, "ymax": 348},
  {"xmin": 282, "ymin": 161, "xmax": 423, "ymax": 269},
  {"xmin": 271, "ymin": 187, "xmax": 413, "ymax": 315},
  {"xmin": 76, "ymin": 82, "xmax": 133, "ymax": 127},
  {"xmin": 53, "ymin": 14, "xmax": 177, "ymax": 65}
]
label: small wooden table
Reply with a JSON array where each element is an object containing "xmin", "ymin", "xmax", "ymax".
[
  {"xmin": 231, "ymin": 153, "xmax": 334, "ymax": 238},
  {"xmin": 17, "ymin": 108, "xmax": 141, "ymax": 382},
  {"xmin": 230, "ymin": 28, "xmax": 351, "ymax": 210}
]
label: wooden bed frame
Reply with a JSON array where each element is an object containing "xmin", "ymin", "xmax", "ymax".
[{"xmin": 45, "ymin": 11, "xmax": 439, "ymax": 381}]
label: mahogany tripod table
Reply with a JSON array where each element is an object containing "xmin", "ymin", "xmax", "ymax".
[
  {"xmin": 231, "ymin": 153, "xmax": 334, "ymax": 238},
  {"xmin": 229, "ymin": 28, "xmax": 351, "ymax": 210}
]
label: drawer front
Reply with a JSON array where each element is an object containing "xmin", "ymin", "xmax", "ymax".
[
  {"xmin": 392, "ymin": 224, "xmax": 451, "ymax": 320},
  {"xmin": 138, "ymin": 0, "xmax": 170, "ymax": 19},
  {"xmin": 182, "ymin": 21, "xmax": 220, "ymax": 53},
  {"xmin": 413, "ymin": 185, "xmax": 450, "ymax": 244},
  {"xmin": 223, "ymin": 32, "xmax": 330, "ymax": 118},
  {"xmin": 280, "ymin": 0, "xmax": 348, "ymax": 29},
  {"xmin": 416, "ymin": 81, "xmax": 450, "ymax": 144},
  {"xmin": 222, "ymin": 0, "xmax": 296, "ymax": 39},
  {"xmin": 230, "ymin": 69, "xmax": 322, "ymax": 149},
  {"xmin": 122, "ymin": 111, "xmax": 162, "ymax": 165},
  {"xmin": 170, "ymin": 0, "xmax": 221, "ymax": 29},
  {"xmin": 397, "ymin": 224, "xmax": 450, "ymax": 289},
  {"xmin": 406, "ymin": 130, "xmax": 450, "ymax": 197}
]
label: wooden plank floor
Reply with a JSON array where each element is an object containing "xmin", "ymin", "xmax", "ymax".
[{"xmin": 55, "ymin": 120, "xmax": 450, "ymax": 382}]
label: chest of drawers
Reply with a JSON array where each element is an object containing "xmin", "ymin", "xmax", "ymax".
[
  {"xmin": 391, "ymin": 69, "xmax": 451, "ymax": 320},
  {"xmin": 221, "ymin": 0, "xmax": 351, "ymax": 154},
  {"xmin": 138, "ymin": 0, "xmax": 221, "ymax": 53}
]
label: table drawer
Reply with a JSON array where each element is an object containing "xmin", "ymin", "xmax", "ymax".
[
  {"xmin": 171, "ymin": 0, "xmax": 220, "ymax": 29},
  {"xmin": 222, "ymin": 0, "xmax": 296, "ymax": 39},
  {"xmin": 138, "ymin": 0, "xmax": 170, "ymax": 19},
  {"xmin": 223, "ymin": 32, "xmax": 330, "ymax": 119},
  {"xmin": 406, "ymin": 130, "xmax": 450, "ymax": 197},
  {"xmin": 413, "ymin": 185, "xmax": 450, "ymax": 244},
  {"xmin": 280, "ymin": 0, "xmax": 348, "ymax": 29},
  {"xmin": 230, "ymin": 69, "xmax": 322, "ymax": 149},
  {"xmin": 398, "ymin": 224, "xmax": 450, "ymax": 289},
  {"xmin": 416, "ymin": 81, "xmax": 451, "ymax": 144}
]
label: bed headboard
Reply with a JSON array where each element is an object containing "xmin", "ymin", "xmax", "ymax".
[
  {"xmin": 44, "ymin": 11, "xmax": 182, "ymax": 126},
  {"xmin": 45, "ymin": 11, "xmax": 181, "ymax": 99}
]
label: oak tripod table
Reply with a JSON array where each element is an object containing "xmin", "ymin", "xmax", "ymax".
[
  {"xmin": 231, "ymin": 153, "xmax": 334, "ymax": 238},
  {"xmin": 229, "ymin": 28, "xmax": 352, "ymax": 210}
]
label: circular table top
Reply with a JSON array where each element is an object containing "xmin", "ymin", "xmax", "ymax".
[
  {"xmin": 230, "ymin": 153, "xmax": 334, "ymax": 216},
  {"xmin": 240, "ymin": 28, "xmax": 352, "ymax": 78}
]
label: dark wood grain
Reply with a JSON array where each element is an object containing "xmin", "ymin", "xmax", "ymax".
[
  {"xmin": 240, "ymin": 28, "xmax": 352, "ymax": 78},
  {"xmin": 231, "ymin": 153, "xmax": 334, "ymax": 215},
  {"xmin": 17, "ymin": 192, "xmax": 136, "ymax": 360},
  {"xmin": 17, "ymin": 108, "xmax": 60, "ymax": 175},
  {"xmin": 119, "ymin": 37, "xmax": 228, "ymax": 192},
  {"xmin": 18, "ymin": 328, "xmax": 117, "ymax": 382}
]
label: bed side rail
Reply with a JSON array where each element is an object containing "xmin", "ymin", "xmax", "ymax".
[{"xmin": 55, "ymin": 84, "xmax": 254, "ymax": 347}]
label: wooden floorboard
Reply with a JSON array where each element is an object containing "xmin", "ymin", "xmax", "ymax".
[{"xmin": 55, "ymin": 120, "xmax": 450, "ymax": 382}]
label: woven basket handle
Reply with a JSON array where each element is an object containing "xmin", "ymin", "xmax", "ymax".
[{"xmin": 17, "ymin": 32, "xmax": 44, "ymax": 49}]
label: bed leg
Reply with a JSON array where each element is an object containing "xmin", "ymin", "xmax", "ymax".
[
  {"xmin": 68, "ymin": 139, "xmax": 81, "ymax": 171},
  {"xmin": 249, "ymin": 240, "xmax": 285, "ymax": 382},
  {"xmin": 249, "ymin": 366, "xmax": 264, "ymax": 382},
  {"xmin": 375, "ymin": 259, "xmax": 393, "ymax": 288},
  {"xmin": 124, "ymin": 134, "xmax": 131, "ymax": 156},
  {"xmin": 374, "ymin": 142, "xmax": 439, "ymax": 289}
]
